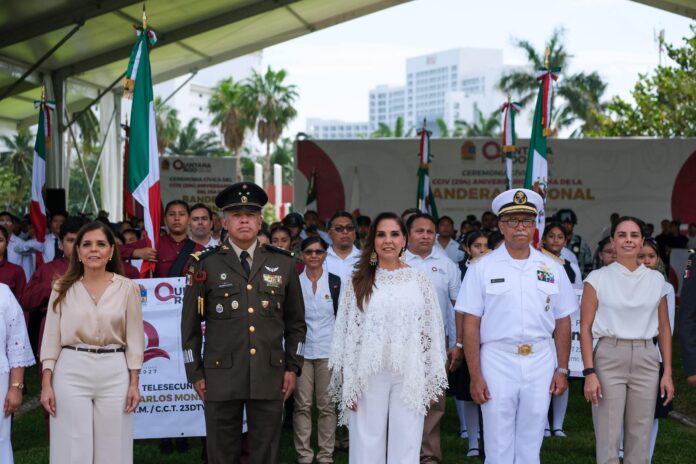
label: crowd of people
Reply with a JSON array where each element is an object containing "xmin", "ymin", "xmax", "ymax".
[{"xmin": 0, "ymin": 182, "xmax": 694, "ymax": 464}]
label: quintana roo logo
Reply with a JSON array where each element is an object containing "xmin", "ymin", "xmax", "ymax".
[{"xmin": 143, "ymin": 321, "xmax": 171, "ymax": 363}]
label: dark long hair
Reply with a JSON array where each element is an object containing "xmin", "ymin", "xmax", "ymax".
[
  {"xmin": 352, "ymin": 212, "xmax": 407, "ymax": 311},
  {"xmin": 0, "ymin": 225, "xmax": 8, "ymax": 260},
  {"xmin": 52, "ymin": 221, "xmax": 124, "ymax": 311}
]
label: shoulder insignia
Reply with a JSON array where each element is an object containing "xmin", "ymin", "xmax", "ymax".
[
  {"xmin": 191, "ymin": 246, "xmax": 220, "ymax": 262},
  {"xmin": 470, "ymin": 249, "xmax": 491, "ymax": 264},
  {"xmin": 541, "ymin": 247, "xmax": 564, "ymax": 264},
  {"xmin": 262, "ymin": 243, "xmax": 294, "ymax": 257}
]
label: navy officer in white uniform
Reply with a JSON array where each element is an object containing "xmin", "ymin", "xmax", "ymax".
[{"xmin": 456, "ymin": 189, "xmax": 578, "ymax": 463}]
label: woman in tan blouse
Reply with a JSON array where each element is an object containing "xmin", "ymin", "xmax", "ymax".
[{"xmin": 39, "ymin": 222, "xmax": 144, "ymax": 464}]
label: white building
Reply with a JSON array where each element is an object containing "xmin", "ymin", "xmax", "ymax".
[
  {"xmin": 405, "ymin": 48, "xmax": 505, "ymax": 133},
  {"xmin": 305, "ymin": 118, "xmax": 370, "ymax": 139},
  {"xmin": 368, "ymin": 84, "xmax": 405, "ymax": 132}
]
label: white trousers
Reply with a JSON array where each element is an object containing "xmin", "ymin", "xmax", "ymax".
[
  {"xmin": 480, "ymin": 341, "xmax": 555, "ymax": 464},
  {"xmin": 348, "ymin": 371, "xmax": 424, "ymax": 464},
  {"xmin": 50, "ymin": 349, "xmax": 133, "ymax": 464},
  {"xmin": 0, "ymin": 373, "xmax": 13, "ymax": 464}
]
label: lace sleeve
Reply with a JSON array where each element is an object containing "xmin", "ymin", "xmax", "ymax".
[
  {"xmin": 5, "ymin": 290, "xmax": 35, "ymax": 369},
  {"xmin": 416, "ymin": 271, "xmax": 448, "ymax": 403}
]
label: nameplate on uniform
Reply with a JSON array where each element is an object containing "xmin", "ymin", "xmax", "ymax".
[
  {"xmin": 217, "ymin": 282, "xmax": 235, "ymax": 288},
  {"xmin": 490, "ymin": 278, "xmax": 505, "ymax": 284},
  {"xmin": 536, "ymin": 265, "xmax": 555, "ymax": 283},
  {"xmin": 263, "ymin": 273, "xmax": 283, "ymax": 287}
]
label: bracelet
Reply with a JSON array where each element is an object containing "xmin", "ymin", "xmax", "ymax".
[
  {"xmin": 582, "ymin": 367, "xmax": 596, "ymax": 376},
  {"xmin": 555, "ymin": 367, "xmax": 570, "ymax": 376}
]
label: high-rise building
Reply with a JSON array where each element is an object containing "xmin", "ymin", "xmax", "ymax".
[
  {"xmin": 368, "ymin": 85, "xmax": 405, "ymax": 132},
  {"xmin": 305, "ymin": 118, "xmax": 370, "ymax": 140},
  {"xmin": 405, "ymin": 48, "xmax": 504, "ymax": 133}
]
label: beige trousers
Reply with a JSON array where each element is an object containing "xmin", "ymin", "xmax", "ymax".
[
  {"xmin": 293, "ymin": 358, "xmax": 336, "ymax": 463},
  {"xmin": 592, "ymin": 337, "xmax": 659, "ymax": 464},
  {"xmin": 420, "ymin": 392, "xmax": 446, "ymax": 463},
  {"xmin": 50, "ymin": 348, "xmax": 133, "ymax": 464}
]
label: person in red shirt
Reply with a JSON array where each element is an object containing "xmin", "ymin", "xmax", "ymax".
[
  {"xmin": 0, "ymin": 225, "xmax": 26, "ymax": 298},
  {"xmin": 120, "ymin": 200, "xmax": 204, "ymax": 278}
]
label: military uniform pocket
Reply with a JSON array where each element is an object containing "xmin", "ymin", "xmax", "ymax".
[
  {"xmin": 259, "ymin": 282, "xmax": 284, "ymax": 316},
  {"xmin": 269, "ymin": 350, "xmax": 285, "ymax": 367},
  {"xmin": 204, "ymin": 352, "xmax": 233, "ymax": 369},
  {"xmin": 207, "ymin": 286, "xmax": 242, "ymax": 319}
]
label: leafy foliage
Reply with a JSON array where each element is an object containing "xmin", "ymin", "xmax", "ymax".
[
  {"xmin": 455, "ymin": 105, "xmax": 501, "ymax": 137},
  {"xmin": 0, "ymin": 127, "xmax": 33, "ymax": 209},
  {"xmin": 370, "ymin": 116, "xmax": 413, "ymax": 138},
  {"xmin": 154, "ymin": 96, "xmax": 181, "ymax": 155},
  {"xmin": 166, "ymin": 118, "xmax": 224, "ymax": 157}
]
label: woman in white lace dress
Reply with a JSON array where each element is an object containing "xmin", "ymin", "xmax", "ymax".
[
  {"xmin": 0, "ymin": 283, "xmax": 35, "ymax": 463},
  {"xmin": 329, "ymin": 212, "xmax": 447, "ymax": 464}
]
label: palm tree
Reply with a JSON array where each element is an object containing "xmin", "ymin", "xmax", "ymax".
[
  {"xmin": 208, "ymin": 77, "xmax": 253, "ymax": 181},
  {"xmin": 435, "ymin": 118, "xmax": 449, "ymax": 138},
  {"xmin": 154, "ymin": 96, "xmax": 181, "ymax": 155},
  {"xmin": 244, "ymin": 67, "xmax": 298, "ymax": 184},
  {"xmin": 498, "ymin": 28, "xmax": 607, "ymax": 136},
  {"xmin": 456, "ymin": 105, "xmax": 501, "ymax": 137},
  {"xmin": 370, "ymin": 116, "xmax": 412, "ymax": 138},
  {"xmin": 167, "ymin": 118, "xmax": 223, "ymax": 157},
  {"xmin": 0, "ymin": 127, "xmax": 33, "ymax": 206}
]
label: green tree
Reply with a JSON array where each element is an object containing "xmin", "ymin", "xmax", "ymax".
[
  {"xmin": 0, "ymin": 167, "xmax": 20, "ymax": 212},
  {"xmin": 167, "ymin": 118, "xmax": 223, "ymax": 157},
  {"xmin": 0, "ymin": 127, "xmax": 33, "ymax": 207},
  {"xmin": 154, "ymin": 96, "xmax": 181, "ymax": 155},
  {"xmin": 270, "ymin": 137, "xmax": 294, "ymax": 184},
  {"xmin": 244, "ymin": 67, "xmax": 298, "ymax": 184},
  {"xmin": 589, "ymin": 25, "xmax": 696, "ymax": 137},
  {"xmin": 498, "ymin": 28, "xmax": 607, "ymax": 136},
  {"xmin": 68, "ymin": 108, "xmax": 103, "ymax": 214},
  {"xmin": 370, "ymin": 116, "xmax": 413, "ymax": 138},
  {"xmin": 456, "ymin": 105, "xmax": 501, "ymax": 137}
]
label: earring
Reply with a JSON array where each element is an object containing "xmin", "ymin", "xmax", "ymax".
[
  {"xmin": 109, "ymin": 256, "xmax": 113, "ymax": 261},
  {"xmin": 369, "ymin": 251, "xmax": 378, "ymax": 266}
]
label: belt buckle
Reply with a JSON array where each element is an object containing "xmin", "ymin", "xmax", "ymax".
[{"xmin": 517, "ymin": 344, "xmax": 532, "ymax": 356}]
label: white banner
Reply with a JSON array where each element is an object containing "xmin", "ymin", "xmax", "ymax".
[
  {"xmin": 160, "ymin": 156, "xmax": 235, "ymax": 213},
  {"xmin": 133, "ymin": 277, "xmax": 206, "ymax": 439}
]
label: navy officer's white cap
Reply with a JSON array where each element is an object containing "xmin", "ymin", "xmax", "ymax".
[{"xmin": 492, "ymin": 188, "xmax": 543, "ymax": 216}]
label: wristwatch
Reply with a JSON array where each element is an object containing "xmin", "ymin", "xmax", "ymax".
[
  {"xmin": 10, "ymin": 382, "xmax": 24, "ymax": 390},
  {"xmin": 582, "ymin": 367, "xmax": 596, "ymax": 376},
  {"xmin": 554, "ymin": 367, "xmax": 570, "ymax": 376}
]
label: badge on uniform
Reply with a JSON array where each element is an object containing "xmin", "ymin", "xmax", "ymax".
[
  {"xmin": 186, "ymin": 274, "xmax": 193, "ymax": 286},
  {"xmin": 231, "ymin": 300, "xmax": 239, "ymax": 310},
  {"xmin": 220, "ymin": 273, "xmax": 227, "ymax": 280},
  {"xmin": 263, "ymin": 273, "xmax": 283, "ymax": 288},
  {"xmin": 537, "ymin": 265, "xmax": 555, "ymax": 283},
  {"xmin": 431, "ymin": 266, "xmax": 438, "ymax": 273},
  {"xmin": 265, "ymin": 265, "xmax": 279, "ymax": 272},
  {"xmin": 215, "ymin": 303, "xmax": 224, "ymax": 314},
  {"xmin": 545, "ymin": 295, "xmax": 551, "ymax": 312},
  {"xmin": 194, "ymin": 270, "xmax": 207, "ymax": 282},
  {"xmin": 262, "ymin": 300, "xmax": 270, "ymax": 309}
]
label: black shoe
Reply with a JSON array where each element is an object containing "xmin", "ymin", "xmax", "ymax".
[
  {"xmin": 175, "ymin": 437, "xmax": 190, "ymax": 453},
  {"xmin": 159, "ymin": 438, "xmax": 174, "ymax": 455}
]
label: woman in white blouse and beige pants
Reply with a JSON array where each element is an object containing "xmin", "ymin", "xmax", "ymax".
[
  {"xmin": 580, "ymin": 217, "xmax": 674, "ymax": 464},
  {"xmin": 39, "ymin": 222, "xmax": 144, "ymax": 464}
]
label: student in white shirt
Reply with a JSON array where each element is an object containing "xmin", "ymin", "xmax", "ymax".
[
  {"xmin": 581, "ymin": 217, "xmax": 674, "ymax": 464},
  {"xmin": 189, "ymin": 204, "xmax": 219, "ymax": 249},
  {"xmin": 435, "ymin": 216, "xmax": 465, "ymax": 264},
  {"xmin": 293, "ymin": 236, "xmax": 340, "ymax": 464},
  {"xmin": 324, "ymin": 211, "xmax": 360, "ymax": 283},
  {"xmin": 42, "ymin": 212, "xmax": 67, "ymax": 263},
  {"xmin": 0, "ymin": 212, "xmax": 43, "ymax": 280}
]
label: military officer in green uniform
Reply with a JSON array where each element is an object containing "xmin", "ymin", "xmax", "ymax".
[{"xmin": 181, "ymin": 182, "xmax": 306, "ymax": 464}]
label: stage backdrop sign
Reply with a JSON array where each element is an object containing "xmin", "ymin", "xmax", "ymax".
[
  {"xmin": 295, "ymin": 138, "xmax": 696, "ymax": 252},
  {"xmin": 133, "ymin": 277, "xmax": 205, "ymax": 439},
  {"xmin": 160, "ymin": 156, "xmax": 235, "ymax": 213}
]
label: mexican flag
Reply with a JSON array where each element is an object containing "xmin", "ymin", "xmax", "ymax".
[
  {"xmin": 416, "ymin": 121, "xmax": 438, "ymax": 219},
  {"xmin": 125, "ymin": 26, "xmax": 160, "ymax": 276},
  {"xmin": 29, "ymin": 98, "xmax": 54, "ymax": 251},
  {"xmin": 524, "ymin": 67, "xmax": 560, "ymax": 244}
]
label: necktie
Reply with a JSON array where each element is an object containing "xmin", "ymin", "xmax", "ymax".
[
  {"xmin": 54, "ymin": 237, "xmax": 63, "ymax": 259},
  {"xmin": 240, "ymin": 250, "xmax": 250, "ymax": 277}
]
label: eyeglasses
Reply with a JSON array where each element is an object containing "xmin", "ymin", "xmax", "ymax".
[
  {"xmin": 500, "ymin": 218, "xmax": 536, "ymax": 228},
  {"xmin": 302, "ymin": 249, "xmax": 326, "ymax": 256},
  {"xmin": 331, "ymin": 225, "xmax": 355, "ymax": 233}
]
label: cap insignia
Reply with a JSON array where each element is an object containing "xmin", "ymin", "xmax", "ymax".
[
  {"xmin": 241, "ymin": 195, "xmax": 248, "ymax": 203},
  {"xmin": 514, "ymin": 190, "xmax": 527, "ymax": 205}
]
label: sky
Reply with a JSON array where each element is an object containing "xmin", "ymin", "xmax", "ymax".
[{"xmin": 260, "ymin": 0, "xmax": 694, "ymax": 137}]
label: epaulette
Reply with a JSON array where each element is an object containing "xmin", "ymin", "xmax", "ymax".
[
  {"xmin": 541, "ymin": 247, "xmax": 564, "ymax": 264},
  {"xmin": 470, "ymin": 249, "xmax": 491, "ymax": 264},
  {"xmin": 262, "ymin": 243, "xmax": 295, "ymax": 258},
  {"xmin": 190, "ymin": 246, "xmax": 220, "ymax": 262}
]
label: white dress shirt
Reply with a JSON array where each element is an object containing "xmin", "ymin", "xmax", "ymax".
[
  {"xmin": 404, "ymin": 248, "xmax": 460, "ymax": 346},
  {"xmin": 204, "ymin": 236, "xmax": 220, "ymax": 248},
  {"xmin": 0, "ymin": 284, "xmax": 35, "ymax": 374},
  {"xmin": 325, "ymin": 245, "xmax": 360, "ymax": 283},
  {"xmin": 42, "ymin": 232, "xmax": 60, "ymax": 263},
  {"xmin": 456, "ymin": 245, "xmax": 578, "ymax": 344},
  {"xmin": 435, "ymin": 236, "xmax": 465, "ymax": 264},
  {"xmin": 300, "ymin": 270, "xmax": 336, "ymax": 359},
  {"xmin": 560, "ymin": 247, "xmax": 578, "ymax": 265},
  {"xmin": 7, "ymin": 234, "xmax": 43, "ymax": 280}
]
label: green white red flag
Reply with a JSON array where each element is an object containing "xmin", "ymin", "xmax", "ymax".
[
  {"xmin": 416, "ymin": 120, "xmax": 438, "ymax": 219},
  {"xmin": 124, "ymin": 25, "xmax": 160, "ymax": 276},
  {"xmin": 305, "ymin": 168, "xmax": 317, "ymax": 211},
  {"xmin": 30, "ymin": 96, "xmax": 55, "ymax": 250},
  {"xmin": 501, "ymin": 100, "xmax": 521, "ymax": 190},
  {"xmin": 524, "ymin": 66, "xmax": 560, "ymax": 245}
]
